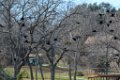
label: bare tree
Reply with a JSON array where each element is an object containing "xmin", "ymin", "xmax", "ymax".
[{"xmin": 0, "ymin": 0, "xmax": 66, "ymax": 80}]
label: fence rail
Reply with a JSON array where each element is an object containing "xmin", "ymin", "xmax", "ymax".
[
  {"xmin": 87, "ymin": 68, "xmax": 120, "ymax": 80},
  {"xmin": 88, "ymin": 74, "xmax": 120, "ymax": 80},
  {"xmin": 84, "ymin": 68, "xmax": 118, "ymax": 76}
]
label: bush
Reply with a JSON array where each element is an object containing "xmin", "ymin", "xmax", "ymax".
[
  {"xmin": 0, "ymin": 67, "xmax": 13, "ymax": 80},
  {"xmin": 17, "ymin": 70, "xmax": 29, "ymax": 80},
  {"xmin": 76, "ymin": 71, "xmax": 84, "ymax": 76}
]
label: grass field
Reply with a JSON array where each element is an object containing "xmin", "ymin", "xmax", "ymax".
[{"xmin": 4, "ymin": 66, "xmax": 87, "ymax": 80}]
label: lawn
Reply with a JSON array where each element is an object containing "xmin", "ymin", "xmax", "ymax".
[{"xmin": 4, "ymin": 66, "xmax": 88, "ymax": 80}]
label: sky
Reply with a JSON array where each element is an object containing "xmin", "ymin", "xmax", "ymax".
[{"xmin": 64, "ymin": 0, "xmax": 120, "ymax": 9}]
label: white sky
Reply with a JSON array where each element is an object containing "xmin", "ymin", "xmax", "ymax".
[{"xmin": 64, "ymin": 0, "xmax": 120, "ymax": 9}]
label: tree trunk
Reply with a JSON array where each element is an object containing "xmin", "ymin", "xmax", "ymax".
[
  {"xmin": 68, "ymin": 62, "xmax": 72, "ymax": 80},
  {"xmin": 73, "ymin": 53, "xmax": 77, "ymax": 80},
  {"xmin": 35, "ymin": 66, "xmax": 38, "ymax": 80},
  {"xmin": 28, "ymin": 63, "xmax": 34, "ymax": 80},
  {"xmin": 14, "ymin": 69, "xmax": 19, "ymax": 80},
  {"xmin": 14, "ymin": 69, "xmax": 18, "ymax": 80},
  {"xmin": 14, "ymin": 64, "xmax": 21, "ymax": 80},
  {"xmin": 50, "ymin": 65, "xmax": 55, "ymax": 80},
  {"xmin": 39, "ymin": 64, "xmax": 44, "ymax": 80},
  {"xmin": 73, "ymin": 64, "xmax": 77, "ymax": 80}
]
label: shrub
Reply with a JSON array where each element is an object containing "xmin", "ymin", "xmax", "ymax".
[
  {"xmin": 76, "ymin": 71, "xmax": 84, "ymax": 76},
  {"xmin": 0, "ymin": 67, "xmax": 13, "ymax": 80},
  {"xmin": 17, "ymin": 70, "xmax": 29, "ymax": 80}
]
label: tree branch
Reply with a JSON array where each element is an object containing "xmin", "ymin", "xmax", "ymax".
[{"xmin": 54, "ymin": 51, "xmax": 65, "ymax": 67}]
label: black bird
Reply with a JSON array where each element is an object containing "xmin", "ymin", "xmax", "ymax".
[
  {"xmin": 107, "ymin": 24, "xmax": 110, "ymax": 27},
  {"xmin": 14, "ymin": 58, "xmax": 16, "ymax": 61},
  {"xmin": 114, "ymin": 36, "xmax": 118, "ymax": 40},
  {"xmin": 72, "ymin": 37, "xmax": 76, "ymax": 41},
  {"xmin": 109, "ymin": 20, "xmax": 112, "ymax": 24},
  {"xmin": 115, "ymin": 54, "xmax": 119, "ymax": 56},
  {"xmin": 111, "ymin": 13, "xmax": 115, "ymax": 17},
  {"xmin": 25, "ymin": 40, "xmax": 29, "ymax": 43},
  {"xmin": 64, "ymin": 48, "xmax": 68, "ymax": 51},
  {"xmin": 106, "ymin": 9, "xmax": 110, "ymax": 13},
  {"xmin": 46, "ymin": 41, "xmax": 50, "ymax": 45},
  {"xmin": 24, "ymin": 35, "xmax": 27, "ymax": 38},
  {"xmin": 110, "ymin": 29, "xmax": 114, "ymax": 32},
  {"xmin": 92, "ymin": 30, "xmax": 97, "ymax": 32},
  {"xmin": 76, "ymin": 22, "xmax": 80, "ymax": 24},
  {"xmin": 21, "ymin": 17, "xmax": 24, "ymax": 20},
  {"xmin": 54, "ymin": 38, "xmax": 57, "ymax": 41},
  {"xmin": 99, "ymin": 13, "xmax": 103, "ymax": 17},
  {"xmin": 22, "ymin": 23, "xmax": 25, "ymax": 27},
  {"xmin": 99, "ymin": 20, "xmax": 103, "ymax": 24}
]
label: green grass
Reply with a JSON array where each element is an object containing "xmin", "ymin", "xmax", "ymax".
[
  {"xmin": 3, "ymin": 66, "xmax": 87, "ymax": 80},
  {"xmin": 4, "ymin": 67, "xmax": 14, "ymax": 76}
]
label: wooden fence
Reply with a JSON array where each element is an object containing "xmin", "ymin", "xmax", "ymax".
[{"xmin": 87, "ymin": 68, "xmax": 120, "ymax": 80}]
